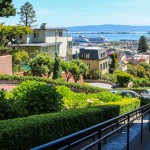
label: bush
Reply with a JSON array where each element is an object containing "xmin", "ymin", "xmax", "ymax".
[
  {"xmin": 0, "ymin": 89, "xmax": 14, "ymax": 120},
  {"xmin": 0, "ymin": 74, "xmax": 106, "ymax": 93},
  {"xmin": 56, "ymin": 86, "xmax": 122, "ymax": 110},
  {"xmin": 117, "ymin": 72, "xmax": 132, "ymax": 87},
  {"xmin": 11, "ymin": 80, "xmax": 63, "ymax": 117},
  {"xmin": 0, "ymin": 98, "xmax": 140, "ymax": 150}
]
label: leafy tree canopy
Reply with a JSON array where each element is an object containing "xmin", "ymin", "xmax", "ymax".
[
  {"xmin": 0, "ymin": 25, "xmax": 33, "ymax": 47},
  {"xmin": 0, "ymin": 0, "xmax": 16, "ymax": 18},
  {"xmin": 29, "ymin": 53, "xmax": 54, "ymax": 77},
  {"xmin": 61, "ymin": 59, "xmax": 89, "ymax": 82}
]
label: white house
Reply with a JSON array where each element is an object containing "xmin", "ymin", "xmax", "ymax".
[{"xmin": 9, "ymin": 23, "xmax": 72, "ymax": 60}]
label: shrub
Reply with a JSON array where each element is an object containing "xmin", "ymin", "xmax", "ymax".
[
  {"xmin": 0, "ymin": 74, "xmax": 106, "ymax": 93},
  {"xmin": 117, "ymin": 72, "xmax": 132, "ymax": 87},
  {"xmin": 0, "ymin": 89, "xmax": 13, "ymax": 119},
  {"xmin": 11, "ymin": 80, "xmax": 63, "ymax": 117},
  {"xmin": 96, "ymin": 91, "xmax": 122, "ymax": 103},
  {"xmin": 0, "ymin": 98, "xmax": 140, "ymax": 150}
]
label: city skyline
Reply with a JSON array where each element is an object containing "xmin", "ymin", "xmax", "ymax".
[{"xmin": 1, "ymin": 0, "xmax": 150, "ymax": 27}]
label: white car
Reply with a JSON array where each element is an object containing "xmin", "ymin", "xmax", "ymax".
[{"xmin": 141, "ymin": 89, "xmax": 150, "ymax": 99}]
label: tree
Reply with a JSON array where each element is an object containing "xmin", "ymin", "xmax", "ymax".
[
  {"xmin": 138, "ymin": 36, "xmax": 148, "ymax": 53},
  {"xmin": 0, "ymin": 25, "xmax": 33, "ymax": 47},
  {"xmin": 53, "ymin": 54, "xmax": 62, "ymax": 79},
  {"xmin": 61, "ymin": 59, "xmax": 89, "ymax": 82},
  {"xmin": 29, "ymin": 53, "xmax": 54, "ymax": 77},
  {"xmin": 109, "ymin": 52, "xmax": 119, "ymax": 73},
  {"xmin": 17, "ymin": 2, "xmax": 36, "ymax": 27},
  {"xmin": 0, "ymin": 0, "xmax": 16, "ymax": 18}
]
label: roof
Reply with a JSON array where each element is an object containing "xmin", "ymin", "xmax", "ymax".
[
  {"xmin": 8, "ymin": 42, "xmax": 61, "ymax": 47},
  {"xmin": 34, "ymin": 27, "xmax": 68, "ymax": 31},
  {"xmin": 79, "ymin": 47, "xmax": 107, "ymax": 60}
]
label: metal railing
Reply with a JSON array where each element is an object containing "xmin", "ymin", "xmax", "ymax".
[{"xmin": 32, "ymin": 103, "xmax": 150, "ymax": 150}]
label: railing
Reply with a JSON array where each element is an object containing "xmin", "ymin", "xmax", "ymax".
[{"xmin": 32, "ymin": 104, "xmax": 150, "ymax": 150}]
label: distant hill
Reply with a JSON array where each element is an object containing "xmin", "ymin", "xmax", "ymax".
[{"xmin": 69, "ymin": 24, "xmax": 150, "ymax": 32}]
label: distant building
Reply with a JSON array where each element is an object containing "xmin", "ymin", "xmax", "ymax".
[
  {"xmin": 8, "ymin": 23, "xmax": 72, "ymax": 60},
  {"xmin": 78, "ymin": 47, "xmax": 109, "ymax": 76},
  {"xmin": 126, "ymin": 54, "xmax": 150, "ymax": 65}
]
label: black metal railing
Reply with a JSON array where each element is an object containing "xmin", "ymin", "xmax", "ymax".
[{"xmin": 32, "ymin": 103, "xmax": 150, "ymax": 150}]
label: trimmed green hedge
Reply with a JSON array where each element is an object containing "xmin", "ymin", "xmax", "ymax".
[
  {"xmin": 0, "ymin": 74, "xmax": 106, "ymax": 93},
  {"xmin": 0, "ymin": 98, "xmax": 140, "ymax": 150}
]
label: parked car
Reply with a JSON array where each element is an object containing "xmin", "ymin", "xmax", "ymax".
[
  {"xmin": 141, "ymin": 89, "xmax": 150, "ymax": 99},
  {"xmin": 109, "ymin": 90, "xmax": 141, "ymax": 98}
]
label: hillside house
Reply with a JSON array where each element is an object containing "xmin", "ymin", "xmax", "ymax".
[
  {"xmin": 78, "ymin": 47, "xmax": 109, "ymax": 76},
  {"xmin": 8, "ymin": 23, "xmax": 72, "ymax": 60}
]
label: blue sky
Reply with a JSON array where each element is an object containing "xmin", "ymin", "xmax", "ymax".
[{"xmin": 1, "ymin": 0, "xmax": 150, "ymax": 27}]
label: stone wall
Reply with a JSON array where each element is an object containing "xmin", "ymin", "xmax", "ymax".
[{"xmin": 0, "ymin": 55, "xmax": 12, "ymax": 75}]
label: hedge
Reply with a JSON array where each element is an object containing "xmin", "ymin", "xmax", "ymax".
[
  {"xmin": 0, "ymin": 98, "xmax": 140, "ymax": 150},
  {"xmin": 0, "ymin": 74, "xmax": 106, "ymax": 93}
]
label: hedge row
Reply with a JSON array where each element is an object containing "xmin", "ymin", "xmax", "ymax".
[
  {"xmin": 0, "ymin": 98, "xmax": 140, "ymax": 150},
  {"xmin": 0, "ymin": 74, "xmax": 106, "ymax": 93}
]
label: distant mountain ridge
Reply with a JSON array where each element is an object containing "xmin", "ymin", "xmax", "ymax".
[{"xmin": 69, "ymin": 24, "xmax": 150, "ymax": 32}]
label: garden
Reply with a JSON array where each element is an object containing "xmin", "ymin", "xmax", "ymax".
[{"xmin": 0, "ymin": 79, "xmax": 141, "ymax": 149}]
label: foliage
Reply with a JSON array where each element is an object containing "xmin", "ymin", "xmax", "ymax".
[
  {"xmin": 29, "ymin": 53, "xmax": 54, "ymax": 77},
  {"xmin": 127, "ymin": 64, "xmax": 137, "ymax": 76},
  {"xmin": 0, "ymin": 25, "xmax": 33, "ymax": 47},
  {"xmin": 0, "ymin": 89, "xmax": 14, "ymax": 119},
  {"xmin": 117, "ymin": 72, "xmax": 132, "ymax": 87},
  {"xmin": 138, "ymin": 36, "xmax": 148, "ymax": 53},
  {"xmin": 139, "ymin": 62, "xmax": 150, "ymax": 72},
  {"xmin": 61, "ymin": 59, "xmax": 89, "ymax": 82},
  {"xmin": 56, "ymin": 86, "xmax": 122, "ymax": 110},
  {"xmin": 0, "ymin": 98, "xmax": 140, "ymax": 150},
  {"xmin": 109, "ymin": 52, "xmax": 119, "ymax": 73},
  {"xmin": 0, "ymin": 0, "xmax": 16, "ymax": 18},
  {"xmin": 136, "ymin": 65, "xmax": 145, "ymax": 78},
  {"xmin": 11, "ymin": 80, "xmax": 63, "ymax": 117},
  {"xmin": 91, "ymin": 70, "xmax": 102, "ymax": 79},
  {"xmin": 0, "ymin": 74, "xmax": 106, "ymax": 93},
  {"xmin": 17, "ymin": 2, "xmax": 36, "ymax": 27},
  {"xmin": 12, "ymin": 50, "xmax": 29, "ymax": 72},
  {"xmin": 132, "ymin": 78, "xmax": 149, "ymax": 87},
  {"xmin": 53, "ymin": 54, "xmax": 62, "ymax": 79}
]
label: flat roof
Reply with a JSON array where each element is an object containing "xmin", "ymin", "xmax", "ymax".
[
  {"xmin": 8, "ymin": 42, "xmax": 61, "ymax": 47},
  {"xmin": 34, "ymin": 28, "xmax": 68, "ymax": 31}
]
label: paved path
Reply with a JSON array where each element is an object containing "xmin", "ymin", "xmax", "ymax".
[
  {"xmin": 70, "ymin": 114, "xmax": 150, "ymax": 150},
  {"xmin": 0, "ymin": 84, "xmax": 17, "ymax": 91},
  {"xmin": 88, "ymin": 82, "xmax": 112, "ymax": 89}
]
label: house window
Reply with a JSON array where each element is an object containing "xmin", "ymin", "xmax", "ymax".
[
  {"xmin": 86, "ymin": 53, "xmax": 90, "ymax": 59},
  {"xmin": 68, "ymin": 42, "xmax": 72, "ymax": 49},
  {"xmin": 81, "ymin": 53, "xmax": 84, "ymax": 58},
  {"xmin": 100, "ymin": 64, "xmax": 103, "ymax": 70},
  {"xmin": 19, "ymin": 35, "xmax": 22, "ymax": 39},
  {"xmin": 87, "ymin": 64, "xmax": 90, "ymax": 69},
  {"xmin": 34, "ymin": 33, "xmax": 36, "ymax": 38},
  {"xmin": 106, "ymin": 62, "xmax": 107, "ymax": 68},
  {"xmin": 103, "ymin": 63, "xmax": 105, "ymax": 70},
  {"xmin": 59, "ymin": 31, "xmax": 63, "ymax": 37}
]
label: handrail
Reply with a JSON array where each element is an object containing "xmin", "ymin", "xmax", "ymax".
[{"xmin": 32, "ymin": 103, "xmax": 150, "ymax": 150}]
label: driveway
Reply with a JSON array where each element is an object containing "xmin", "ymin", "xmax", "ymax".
[{"xmin": 88, "ymin": 82, "xmax": 112, "ymax": 89}]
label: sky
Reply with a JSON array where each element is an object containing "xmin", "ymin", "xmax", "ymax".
[{"xmin": 1, "ymin": 0, "xmax": 150, "ymax": 27}]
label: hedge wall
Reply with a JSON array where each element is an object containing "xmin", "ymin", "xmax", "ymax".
[
  {"xmin": 0, "ymin": 98, "xmax": 140, "ymax": 150},
  {"xmin": 0, "ymin": 74, "xmax": 106, "ymax": 93}
]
